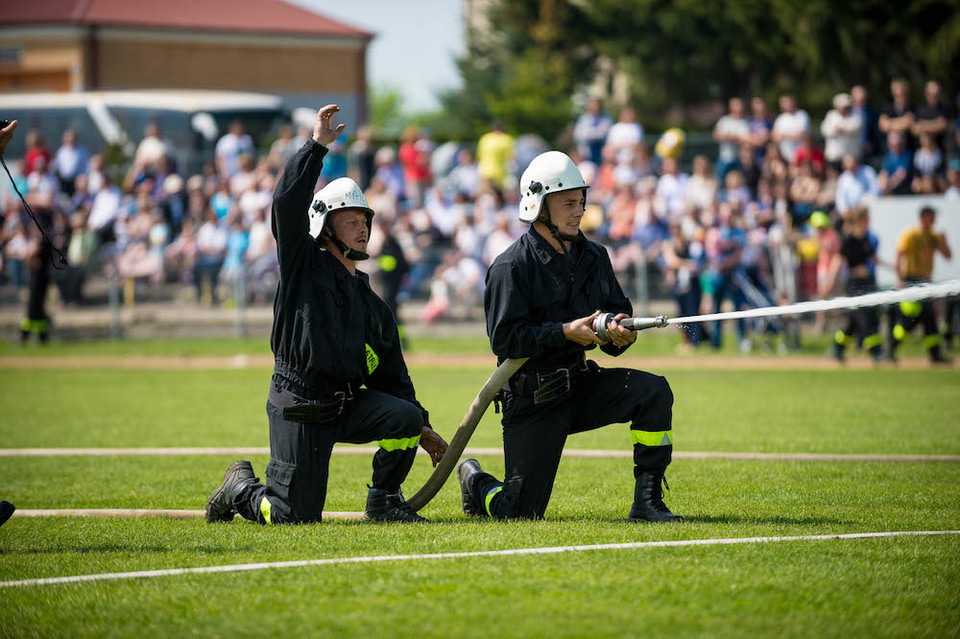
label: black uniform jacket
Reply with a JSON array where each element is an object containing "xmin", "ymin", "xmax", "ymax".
[
  {"xmin": 484, "ymin": 226, "xmax": 633, "ymax": 373},
  {"xmin": 270, "ymin": 139, "xmax": 428, "ymax": 422}
]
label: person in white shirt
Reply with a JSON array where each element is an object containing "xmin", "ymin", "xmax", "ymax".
[
  {"xmin": 835, "ymin": 154, "xmax": 879, "ymax": 213},
  {"xmin": 713, "ymin": 97, "xmax": 750, "ymax": 179},
  {"xmin": 604, "ymin": 106, "xmax": 644, "ymax": 156},
  {"xmin": 52, "ymin": 129, "xmax": 89, "ymax": 195},
  {"xmin": 771, "ymin": 95, "xmax": 810, "ymax": 162},
  {"xmin": 820, "ymin": 93, "xmax": 864, "ymax": 168},
  {"xmin": 655, "ymin": 157, "xmax": 690, "ymax": 222}
]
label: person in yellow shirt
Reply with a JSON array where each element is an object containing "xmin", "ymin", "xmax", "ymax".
[
  {"xmin": 890, "ymin": 205, "xmax": 952, "ymax": 363},
  {"xmin": 476, "ymin": 121, "xmax": 515, "ymax": 192}
]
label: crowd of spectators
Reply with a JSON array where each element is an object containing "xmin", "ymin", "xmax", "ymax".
[{"xmin": 0, "ymin": 78, "xmax": 957, "ymax": 350}]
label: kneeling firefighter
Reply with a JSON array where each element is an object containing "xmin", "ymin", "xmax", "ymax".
[
  {"xmin": 206, "ymin": 104, "xmax": 447, "ymax": 525},
  {"xmin": 458, "ymin": 150, "xmax": 683, "ymax": 522}
]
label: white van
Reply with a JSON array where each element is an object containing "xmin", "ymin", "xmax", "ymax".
[{"xmin": 0, "ymin": 90, "xmax": 289, "ymax": 174}]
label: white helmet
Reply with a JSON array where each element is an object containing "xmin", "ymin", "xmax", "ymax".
[
  {"xmin": 518, "ymin": 151, "xmax": 588, "ymax": 223},
  {"xmin": 308, "ymin": 177, "xmax": 374, "ymax": 240}
]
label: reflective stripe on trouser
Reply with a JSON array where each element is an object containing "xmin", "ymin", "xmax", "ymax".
[
  {"xmin": 924, "ymin": 333, "xmax": 942, "ymax": 349},
  {"xmin": 631, "ymin": 430, "xmax": 673, "ymax": 447},
  {"xmin": 260, "ymin": 495, "xmax": 273, "ymax": 524},
  {"xmin": 484, "ymin": 485, "xmax": 503, "ymax": 517},
  {"xmin": 632, "ymin": 428, "xmax": 673, "ymax": 476},
  {"xmin": 20, "ymin": 318, "xmax": 48, "ymax": 333},
  {"xmin": 893, "ymin": 324, "xmax": 907, "ymax": 342},
  {"xmin": 378, "ymin": 435, "xmax": 420, "ymax": 451},
  {"xmin": 863, "ymin": 334, "xmax": 883, "ymax": 350},
  {"xmin": 835, "ymin": 330, "xmax": 850, "ymax": 346}
]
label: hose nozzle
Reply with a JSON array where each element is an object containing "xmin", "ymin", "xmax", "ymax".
[
  {"xmin": 619, "ymin": 315, "xmax": 669, "ymax": 331},
  {"xmin": 593, "ymin": 313, "xmax": 669, "ymax": 339}
]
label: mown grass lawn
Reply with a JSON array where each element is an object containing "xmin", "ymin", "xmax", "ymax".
[{"xmin": 0, "ymin": 341, "xmax": 957, "ymax": 638}]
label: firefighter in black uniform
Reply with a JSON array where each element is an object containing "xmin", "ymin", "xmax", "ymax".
[
  {"xmin": 831, "ymin": 206, "xmax": 884, "ymax": 363},
  {"xmin": 458, "ymin": 151, "xmax": 682, "ymax": 522},
  {"xmin": 205, "ymin": 105, "xmax": 447, "ymax": 524}
]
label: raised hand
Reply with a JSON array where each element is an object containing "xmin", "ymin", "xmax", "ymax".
[{"xmin": 312, "ymin": 104, "xmax": 346, "ymax": 147}]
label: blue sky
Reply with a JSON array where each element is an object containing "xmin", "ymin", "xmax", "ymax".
[{"xmin": 291, "ymin": 0, "xmax": 464, "ymax": 111}]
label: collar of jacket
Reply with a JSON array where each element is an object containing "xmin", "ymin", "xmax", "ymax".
[
  {"xmin": 321, "ymin": 249, "xmax": 371, "ymax": 285},
  {"xmin": 525, "ymin": 225, "xmax": 596, "ymax": 265}
]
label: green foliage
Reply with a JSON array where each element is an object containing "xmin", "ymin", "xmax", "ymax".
[
  {"xmin": 369, "ymin": 85, "xmax": 408, "ymax": 139},
  {"xmin": 445, "ymin": 0, "xmax": 960, "ymax": 137}
]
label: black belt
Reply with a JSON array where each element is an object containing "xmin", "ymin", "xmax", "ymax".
[
  {"xmin": 510, "ymin": 356, "xmax": 589, "ymax": 404},
  {"xmin": 268, "ymin": 381, "xmax": 355, "ymax": 424}
]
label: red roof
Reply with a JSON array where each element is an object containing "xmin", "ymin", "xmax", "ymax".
[{"xmin": 0, "ymin": 0, "xmax": 373, "ymax": 39}]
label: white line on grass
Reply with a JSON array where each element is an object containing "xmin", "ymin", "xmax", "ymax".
[
  {"xmin": 1, "ymin": 447, "xmax": 957, "ymax": 462},
  {"xmin": 2, "ymin": 531, "xmax": 956, "ymax": 589}
]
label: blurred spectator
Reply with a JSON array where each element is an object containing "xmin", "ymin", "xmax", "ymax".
[
  {"xmin": 604, "ymin": 105, "xmax": 644, "ymax": 158},
  {"xmin": 946, "ymin": 165, "xmax": 960, "ymax": 199},
  {"xmin": 164, "ymin": 217, "xmax": 196, "ymax": 285},
  {"xmin": 810, "ymin": 210, "xmax": 842, "ymax": 334},
  {"xmin": 215, "ymin": 120, "xmax": 255, "ymax": 179},
  {"xmin": 851, "ymin": 85, "xmax": 881, "ymax": 160},
  {"xmin": 476, "ymin": 121, "xmax": 515, "ymax": 192},
  {"xmin": 791, "ymin": 133, "xmax": 825, "ymax": 175},
  {"xmin": 771, "ymin": 95, "xmax": 810, "ymax": 163},
  {"xmin": 820, "ymin": 92, "xmax": 863, "ymax": 168},
  {"xmin": 447, "ymin": 148, "xmax": 481, "ymax": 200},
  {"xmin": 134, "ymin": 123, "xmax": 170, "ymax": 170},
  {"xmin": 704, "ymin": 203, "xmax": 748, "ymax": 351},
  {"xmin": 661, "ymin": 223, "xmax": 705, "ymax": 348},
  {"xmin": 835, "ymin": 154, "xmax": 879, "ymax": 213},
  {"xmin": 87, "ymin": 173, "xmax": 123, "ymax": 243},
  {"xmin": 573, "ymin": 96, "xmax": 612, "ymax": 166},
  {"xmin": 747, "ymin": 97, "xmax": 773, "ymax": 161},
  {"xmin": 220, "ymin": 214, "xmax": 249, "ymax": 301},
  {"xmin": 878, "ymin": 132, "xmax": 913, "ymax": 195},
  {"xmin": 737, "ymin": 143, "xmax": 761, "ymax": 198},
  {"xmin": 684, "ymin": 155, "xmax": 718, "ymax": 213},
  {"xmin": 398, "ymin": 127, "xmax": 433, "ymax": 208},
  {"xmin": 267, "ymin": 124, "xmax": 298, "ymax": 171},
  {"xmin": 879, "ymin": 78, "xmax": 915, "ymax": 150},
  {"xmin": 52, "ymin": 129, "xmax": 89, "ymax": 197},
  {"xmin": 788, "ymin": 160, "xmax": 821, "ymax": 226},
  {"xmin": 911, "ymin": 132, "xmax": 945, "ymax": 193},
  {"xmin": 347, "ymin": 125, "xmax": 377, "ymax": 191},
  {"xmin": 56, "ymin": 210, "xmax": 97, "ymax": 304},
  {"xmin": 713, "ymin": 97, "xmax": 750, "ymax": 180},
  {"xmin": 911, "ymin": 80, "xmax": 948, "ymax": 155},
  {"xmin": 192, "ymin": 208, "xmax": 227, "ymax": 304},
  {"xmin": 655, "ymin": 156, "xmax": 689, "ymax": 222},
  {"xmin": 243, "ymin": 206, "xmax": 278, "ymax": 303},
  {"xmin": 23, "ymin": 129, "xmax": 52, "ymax": 177},
  {"xmin": 373, "ymin": 146, "xmax": 405, "ymax": 201}
]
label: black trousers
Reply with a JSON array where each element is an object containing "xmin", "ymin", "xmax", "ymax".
[
  {"xmin": 487, "ymin": 365, "xmax": 674, "ymax": 520},
  {"xmin": 236, "ymin": 387, "xmax": 424, "ymax": 524},
  {"xmin": 837, "ymin": 278, "xmax": 882, "ymax": 354}
]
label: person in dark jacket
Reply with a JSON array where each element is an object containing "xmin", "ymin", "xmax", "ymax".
[
  {"xmin": 205, "ymin": 105, "xmax": 447, "ymax": 525},
  {"xmin": 458, "ymin": 151, "xmax": 683, "ymax": 522}
]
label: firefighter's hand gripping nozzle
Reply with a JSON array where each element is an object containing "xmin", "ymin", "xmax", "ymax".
[{"xmin": 592, "ymin": 313, "xmax": 669, "ymax": 341}]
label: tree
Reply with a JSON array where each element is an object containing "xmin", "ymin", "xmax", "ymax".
[{"xmin": 445, "ymin": 0, "xmax": 960, "ymax": 139}]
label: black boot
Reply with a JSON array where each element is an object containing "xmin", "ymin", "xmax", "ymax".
[
  {"xmin": 206, "ymin": 460, "xmax": 259, "ymax": 523},
  {"xmin": 457, "ymin": 458, "xmax": 484, "ymax": 516},
  {"xmin": 629, "ymin": 471, "xmax": 684, "ymax": 523},
  {"xmin": 0, "ymin": 500, "xmax": 15, "ymax": 527},
  {"xmin": 365, "ymin": 487, "xmax": 428, "ymax": 523}
]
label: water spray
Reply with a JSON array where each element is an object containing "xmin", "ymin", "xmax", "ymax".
[{"xmin": 593, "ymin": 280, "xmax": 960, "ymax": 335}]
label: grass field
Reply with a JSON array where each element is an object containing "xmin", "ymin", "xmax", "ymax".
[{"xmin": 0, "ymin": 336, "xmax": 958, "ymax": 638}]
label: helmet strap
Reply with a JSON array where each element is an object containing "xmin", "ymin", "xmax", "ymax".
[
  {"xmin": 537, "ymin": 206, "xmax": 579, "ymax": 264},
  {"xmin": 323, "ymin": 229, "xmax": 369, "ymax": 261}
]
